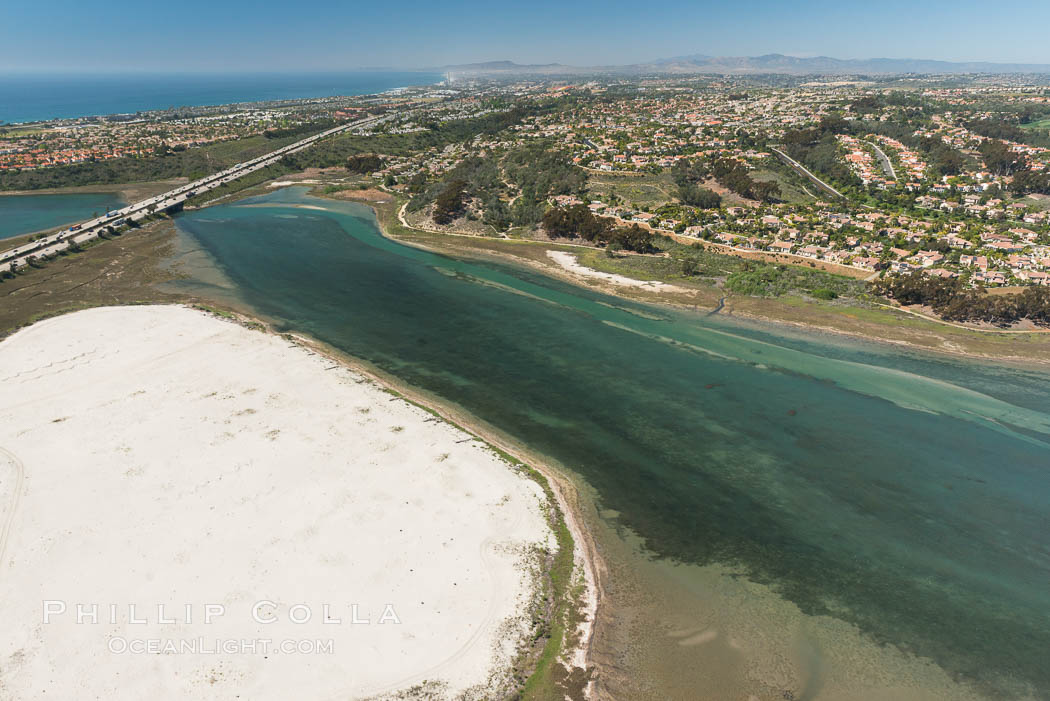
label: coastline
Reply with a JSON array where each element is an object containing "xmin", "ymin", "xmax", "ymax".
[{"xmin": 0, "ymin": 72, "xmax": 444, "ymax": 125}]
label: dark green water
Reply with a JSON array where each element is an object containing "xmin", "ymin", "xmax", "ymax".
[
  {"xmin": 0, "ymin": 192, "xmax": 124, "ymax": 240},
  {"xmin": 175, "ymin": 188, "xmax": 1050, "ymax": 697}
]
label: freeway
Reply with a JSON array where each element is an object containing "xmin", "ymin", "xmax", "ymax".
[
  {"xmin": 770, "ymin": 146, "xmax": 846, "ymax": 200},
  {"xmin": 1, "ymin": 113, "xmax": 387, "ymax": 273}
]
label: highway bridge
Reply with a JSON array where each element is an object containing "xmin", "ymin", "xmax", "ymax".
[{"xmin": 1, "ymin": 113, "xmax": 387, "ymax": 273}]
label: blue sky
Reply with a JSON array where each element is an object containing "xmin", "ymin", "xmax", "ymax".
[{"xmin": 3, "ymin": 0, "xmax": 1050, "ymax": 72}]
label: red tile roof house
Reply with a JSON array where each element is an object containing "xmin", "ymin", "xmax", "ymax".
[
  {"xmin": 1016, "ymin": 270, "xmax": 1050, "ymax": 285},
  {"xmin": 943, "ymin": 234, "xmax": 972, "ymax": 248},
  {"xmin": 852, "ymin": 256, "xmax": 881, "ymax": 270},
  {"xmin": 974, "ymin": 271, "xmax": 1007, "ymax": 285},
  {"xmin": 914, "ymin": 251, "xmax": 945, "ymax": 267},
  {"xmin": 987, "ymin": 241, "xmax": 1026, "ymax": 253},
  {"xmin": 714, "ymin": 232, "xmax": 741, "ymax": 245},
  {"xmin": 960, "ymin": 254, "xmax": 989, "ymax": 271}
]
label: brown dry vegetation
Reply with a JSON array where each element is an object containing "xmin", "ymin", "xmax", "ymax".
[{"xmin": 0, "ymin": 219, "xmax": 184, "ymax": 337}]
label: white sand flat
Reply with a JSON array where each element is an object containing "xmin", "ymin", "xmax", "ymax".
[{"xmin": 0, "ymin": 305, "xmax": 551, "ymax": 700}]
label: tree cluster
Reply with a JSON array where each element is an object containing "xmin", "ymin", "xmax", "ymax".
[
  {"xmin": 710, "ymin": 158, "xmax": 780, "ymax": 202},
  {"xmin": 966, "ymin": 118, "xmax": 1025, "ymax": 143},
  {"xmin": 407, "ymin": 155, "xmax": 498, "ymax": 224},
  {"xmin": 503, "ymin": 146, "xmax": 586, "ymax": 201},
  {"xmin": 671, "ymin": 158, "xmax": 708, "ymax": 186},
  {"xmin": 607, "ymin": 224, "xmax": 657, "ymax": 253},
  {"xmin": 782, "ymin": 114, "xmax": 851, "ymax": 147},
  {"xmin": 541, "ymin": 205, "xmax": 656, "ymax": 252},
  {"xmin": 408, "ymin": 142, "xmax": 586, "ymax": 230},
  {"xmin": 850, "ymin": 92, "xmax": 926, "ymax": 115},
  {"xmin": 978, "ymin": 139, "xmax": 1026, "ymax": 176},
  {"xmin": 542, "ymin": 204, "xmax": 607, "ymax": 240},
  {"xmin": 432, "ymin": 179, "xmax": 468, "ymax": 225},
  {"xmin": 671, "ymin": 159, "xmax": 721, "ymax": 208},
  {"xmin": 780, "ymin": 116, "xmax": 860, "ymax": 191},
  {"xmin": 916, "ymin": 136, "xmax": 966, "ymax": 176},
  {"xmin": 678, "ymin": 183, "xmax": 722, "ymax": 208},
  {"xmin": 851, "ymin": 96, "xmax": 884, "ymax": 114},
  {"xmin": 876, "ymin": 272, "xmax": 1050, "ymax": 327},
  {"xmin": 345, "ymin": 153, "xmax": 385, "ymax": 174},
  {"xmin": 1012, "ymin": 168, "xmax": 1050, "ymax": 196}
]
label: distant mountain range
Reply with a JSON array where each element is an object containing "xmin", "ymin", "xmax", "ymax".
[
  {"xmin": 437, "ymin": 54, "xmax": 1050, "ymax": 76},
  {"xmin": 438, "ymin": 60, "xmax": 573, "ymax": 75}
]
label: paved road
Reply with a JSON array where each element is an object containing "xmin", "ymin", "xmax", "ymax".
[
  {"xmin": 865, "ymin": 140, "xmax": 897, "ymax": 180},
  {"xmin": 1, "ymin": 113, "xmax": 389, "ymax": 273},
  {"xmin": 770, "ymin": 147, "xmax": 846, "ymax": 199}
]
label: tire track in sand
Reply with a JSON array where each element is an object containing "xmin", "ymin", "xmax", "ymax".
[{"xmin": 0, "ymin": 447, "xmax": 26, "ymax": 572}]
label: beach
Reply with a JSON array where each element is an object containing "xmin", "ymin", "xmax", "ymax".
[
  {"xmin": 0, "ymin": 305, "xmax": 589, "ymax": 699},
  {"xmin": 546, "ymin": 250, "xmax": 681, "ymax": 292}
]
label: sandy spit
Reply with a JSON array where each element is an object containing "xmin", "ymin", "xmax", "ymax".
[
  {"xmin": 0, "ymin": 305, "xmax": 560, "ymax": 700},
  {"xmin": 547, "ymin": 250, "xmax": 679, "ymax": 292}
]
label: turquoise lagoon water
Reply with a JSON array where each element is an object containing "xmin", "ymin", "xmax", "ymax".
[
  {"xmin": 173, "ymin": 188, "xmax": 1050, "ymax": 697},
  {"xmin": 0, "ymin": 192, "xmax": 124, "ymax": 240}
]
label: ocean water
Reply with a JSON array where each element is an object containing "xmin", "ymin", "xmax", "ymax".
[
  {"xmin": 171, "ymin": 188, "xmax": 1050, "ymax": 699},
  {"xmin": 0, "ymin": 192, "xmax": 124, "ymax": 239},
  {"xmin": 0, "ymin": 72, "xmax": 442, "ymax": 124}
]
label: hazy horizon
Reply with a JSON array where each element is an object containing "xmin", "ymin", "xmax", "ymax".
[
  {"xmin": 4, "ymin": 0, "xmax": 1050, "ymax": 73},
  {"xmin": 4, "ymin": 53, "xmax": 1050, "ymax": 77}
]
